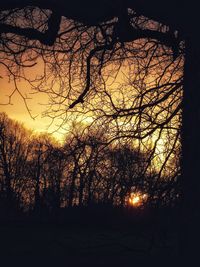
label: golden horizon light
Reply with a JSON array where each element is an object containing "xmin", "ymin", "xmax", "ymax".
[{"xmin": 128, "ymin": 193, "xmax": 148, "ymax": 207}]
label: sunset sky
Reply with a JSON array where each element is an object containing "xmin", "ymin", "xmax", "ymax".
[
  {"xmin": 0, "ymin": 67, "xmax": 68, "ymax": 142},
  {"xmin": 0, "ymin": 63, "xmax": 168, "ymax": 165}
]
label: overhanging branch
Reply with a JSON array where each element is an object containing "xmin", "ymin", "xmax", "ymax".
[{"xmin": 0, "ymin": 11, "xmax": 61, "ymax": 45}]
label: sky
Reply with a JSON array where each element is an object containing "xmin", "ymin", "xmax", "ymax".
[
  {"xmin": 0, "ymin": 70, "xmax": 67, "ymax": 142},
  {"xmin": 0, "ymin": 63, "xmax": 167, "ymax": 154}
]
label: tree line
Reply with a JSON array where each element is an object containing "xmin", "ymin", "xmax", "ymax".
[{"xmin": 0, "ymin": 112, "xmax": 179, "ymax": 216}]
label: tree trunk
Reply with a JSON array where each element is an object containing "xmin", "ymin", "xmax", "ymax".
[
  {"xmin": 87, "ymin": 171, "xmax": 93, "ymax": 205},
  {"xmin": 78, "ymin": 174, "xmax": 84, "ymax": 206},
  {"xmin": 68, "ymin": 167, "xmax": 77, "ymax": 207},
  {"xmin": 34, "ymin": 158, "xmax": 41, "ymax": 211},
  {"xmin": 180, "ymin": 34, "xmax": 200, "ymax": 264}
]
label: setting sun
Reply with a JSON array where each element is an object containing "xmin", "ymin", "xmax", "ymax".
[{"xmin": 128, "ymin": 193, "xmax": 147, "ymax": 207}]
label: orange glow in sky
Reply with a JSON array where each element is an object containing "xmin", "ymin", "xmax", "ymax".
[
  {"xmin": 128, "ymin": 193, "xmax": 147, "ymax": 207},
  {"xmin": 0, "ymin": 62, "xmax": 96, "ymax": 143},
  {"xmin": 0, "ymin": 64, "xmax": 69, "ymax": 142}
]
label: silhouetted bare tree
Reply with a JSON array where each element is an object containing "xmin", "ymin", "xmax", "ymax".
[
  {"xmin": 0, "ymin": 112, "xmax": 180, "ymax": 222},
  {"xmin": 0, "ymin": 1, "xmax": 199, "ymax": 262},
  {"xmin": 0, "ymin": 113, "xmax": 33, "ymax": 212}
]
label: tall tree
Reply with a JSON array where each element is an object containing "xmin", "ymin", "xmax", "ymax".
[{"xmin": 0, "ymin": 113, "xmax": 31, "ymax": 212}]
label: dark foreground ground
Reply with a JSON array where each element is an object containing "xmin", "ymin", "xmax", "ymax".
[{"xmin": 0, "ymin": 207, "xmax": 179, "ymax": 267}]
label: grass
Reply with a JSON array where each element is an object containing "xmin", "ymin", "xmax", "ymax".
[{"xmin": 0, "ymin": 207, "xmax": 179, "ymax": 266}]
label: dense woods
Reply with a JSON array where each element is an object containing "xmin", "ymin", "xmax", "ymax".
[{"xmin": 0, "ymin": 112, "xmax": 179, "ymax": 217}]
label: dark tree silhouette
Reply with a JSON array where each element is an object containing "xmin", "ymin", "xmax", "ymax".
[
  {"xmin": 0, "ymin": 113, "xmax": 31, "ymax": 213},
  {"xmin": 1, "ymin": 114, "xmax": 176, "ymax": 211},
  {"xmin": 0, "ymin": 1, "xmax": 199, "ymax": 263}
]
